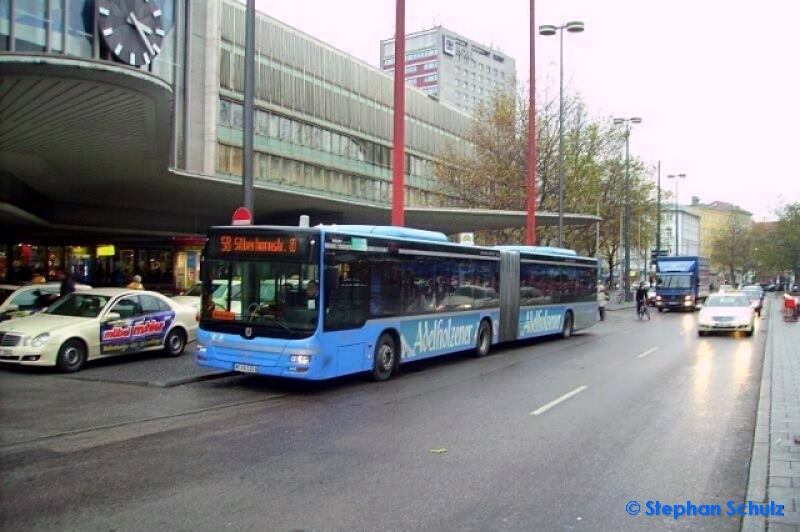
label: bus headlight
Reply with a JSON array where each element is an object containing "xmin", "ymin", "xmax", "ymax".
[{"xmin": 290, "ymin": 355, "xmax": 311, "ymax": 364}]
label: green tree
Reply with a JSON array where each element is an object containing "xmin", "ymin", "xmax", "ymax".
[
  {"xmin": 433, "ymin": 87, "xmax": 659, "ymax": 267},
  {"xmin": 772, "ymin": 202, "xmax": 800, "ymax": 282},
  {"xmin": 709, "ymin": 212, "xmax": 754, "ymax": 282}
]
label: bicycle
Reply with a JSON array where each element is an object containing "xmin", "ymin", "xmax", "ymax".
[{"xmin": 637, "ymin": 300, "xmax": 651, "ymax": 320}]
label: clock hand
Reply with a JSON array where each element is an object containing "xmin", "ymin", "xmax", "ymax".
[
  {"xmin": 125, "ymin": 14, "xmax": 153, "ymax": 35},
  {"xmin": 128, "ymin": 12, "xmax": 155, "ymax": 57},
  {"xmin": 137, "ymin": 21, "xmax": 154, "ymax": 35}
]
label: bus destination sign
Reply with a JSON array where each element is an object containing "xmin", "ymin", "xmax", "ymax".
[{"xmin": 209, "ymin": 233, "xmax": 309, "ymax": 257}]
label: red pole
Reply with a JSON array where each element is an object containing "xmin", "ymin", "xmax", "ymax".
[
  {"xmin": 525, "ymin": 0, "xmax": 537, "ymax": 245},
  {"xmin": 391, "ymin": 0, "xmax": 407, "ymax": 227}
]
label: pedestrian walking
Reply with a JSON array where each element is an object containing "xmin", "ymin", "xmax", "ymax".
[{"xmin": 597, "ymin": 281, "xmax": 608, "ymax": 321}]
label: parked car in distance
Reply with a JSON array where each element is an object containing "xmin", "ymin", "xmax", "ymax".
[
  {"xmin": 697, "ymin": 293, "xmax": 756, "ymax": 337},
  {"xmin": 741, "ymin": 286, "xmax": 764, "ymax": 316},
  {"xmin": 173, "ymin": 280, "xmax": 242, "ymax": 312},
  {"xmin": 0, "ymin": 282, "xmax": 92, "ymax": 322}
]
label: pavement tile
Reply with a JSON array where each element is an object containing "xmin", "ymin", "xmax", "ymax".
[
  {"xmin": 771, "ymin": 513, "xmax": 800, "ymax": 526},
  {"xmin": 742, "ymin": 297, "xmax": 800, "ymax": 532},
  {"xmin": 757, "ymin": 298, "xmax": 800, "ymax": 531},
  {"xmin": 766, "ymin": 488, "xmax": 797, "ymax": 512},
  {"xmin": 768, "ymin": 523, "xmax": 800, "ymax": 532}
]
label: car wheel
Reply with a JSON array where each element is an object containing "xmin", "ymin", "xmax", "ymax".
[
  {"xmin": 698, "ymin": 331, "xmax": 706, "ymax": 337},
  {"xmin": 163, "ymin": 328, "xmax": 187, "ymax": 357},
  {"xmin": 56, "ymin": 339, "xmax": 87, "ymax": 373},
  {"xmin": 745, "ymin": 323, "xmax": 754, "ymax": 337}
]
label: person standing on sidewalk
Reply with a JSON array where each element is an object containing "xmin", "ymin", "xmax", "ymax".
[
  {"xmin": 596, "ymin": 281, "xmax": 608, "ymax": 321},
  {"xmin": 56, "ymin": 268, "xmax": 75, "ymax": 298}
]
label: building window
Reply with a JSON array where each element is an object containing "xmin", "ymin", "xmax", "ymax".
[{"xmin": 219, "ymin": 100, "xmax": 231, "ymax": 127}]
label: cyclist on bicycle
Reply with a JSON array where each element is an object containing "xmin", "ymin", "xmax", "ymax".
[{"xmin": 635, "ymin": 282, "xmax": 649, "ymax": 316}]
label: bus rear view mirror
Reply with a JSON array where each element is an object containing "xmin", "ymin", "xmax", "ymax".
[{"xmin": 325, "ymin": 266, "xmax": 340, "ymax": 291}]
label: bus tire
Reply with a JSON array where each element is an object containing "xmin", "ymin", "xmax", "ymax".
[
  {"xmin": 561, "ymin": 312, "xmax": 573, "ymax": 339},
  {"xmin": 371, "ymin": 332, "xmax": 397, "ymax": 382},
  {"xmin": 474, "ymin": 319, "xmax": 492, "ymax": 358}
]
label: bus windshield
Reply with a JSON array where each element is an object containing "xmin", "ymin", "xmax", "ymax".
[
  {"xmin": 659, "ymin": 274, "xmax": 693, "ymax": 289},
  {"xmin": 201, "ymin": 258, "xmax": 320, "ymax": 338}
]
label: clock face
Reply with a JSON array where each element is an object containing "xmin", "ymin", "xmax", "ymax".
[{"xmin": 97, "ymin": 0, "xmax": 166, "ymax": 67}]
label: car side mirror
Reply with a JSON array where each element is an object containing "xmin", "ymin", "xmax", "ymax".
[
  {"xmin": 104, "ymin": 312, "xmax": 121, "ymax": 323},
  {"xmin": 6, "ymin": 304, "xmax": 18, "ymax": 312}
]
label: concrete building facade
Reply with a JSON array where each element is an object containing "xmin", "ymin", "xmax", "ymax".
[
  {"xmin": 689, "ymin": 198, "xmax": 753, "ymax": 262},
  {"xmin": 661, "ymin": 204, "xmax": 701, "ymax": 257},
  {"xmin": 1, "ymin": 1, "xmax": 591, "ymax": 288},
  {"xmin": 380, "ymin": 26, "xmax": 516, "ymax": 113}
]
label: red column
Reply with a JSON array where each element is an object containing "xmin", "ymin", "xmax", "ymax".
[
  {"xmin": 391, "ymin": 0, "xmax": 406, "ymax": 227},
  {"xmin": 525, "ymin": 0, "xmax": 537, "ymax": 244}
]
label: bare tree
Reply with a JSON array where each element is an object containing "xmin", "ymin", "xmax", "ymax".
[
  {"xmin": 433, "ymin": 85, "xmax": 659, "ymax": 261},
  {"xmin": 710, "ymin": 212, "xmax": 754, "ymax": 282}
]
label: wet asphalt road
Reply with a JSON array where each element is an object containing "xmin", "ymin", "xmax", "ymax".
[{"xmin": 0, "ymin": 303, "xmax": 768, "ymax": 532}]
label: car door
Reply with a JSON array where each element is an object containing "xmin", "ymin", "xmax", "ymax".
[
  {"xmin": 100, "ymin": 296, "xmax": 144, "ymax": 356},
  {"xmin": 135, "ymin": 294, "xmax": 175, "ymax": 351}
]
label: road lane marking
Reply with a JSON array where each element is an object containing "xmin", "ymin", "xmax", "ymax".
[
  {"xmin": 530, "ymin": 386, "xmax": 588, "ymax": 416},
  {"xmin": 638, "ymin": 347, "xmax": 659, "ymax": 358}
]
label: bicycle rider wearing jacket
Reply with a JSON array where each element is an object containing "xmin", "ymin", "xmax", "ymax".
[{"xmin": 635, "ymin": 282, "xmax": 649, "ymax": 316}]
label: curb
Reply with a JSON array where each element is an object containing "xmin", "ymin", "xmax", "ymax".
[
  {"xmin": 63, "ymin": 371, "xmax": 238, "ymax": 388},
  {"xmin": 149, "ymin": 371, "xmax": 238, "ymax": 388},
  {"xmin": 741, "ymin": 301, "xmax": 772, "ymax": 532}
]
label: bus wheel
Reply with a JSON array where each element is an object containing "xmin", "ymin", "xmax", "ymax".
[
  {"xmin": 371, "ymin": 333, "xmax": 397, "ymax": 382},
  {"xmin": 474, "ymin": 319, "xmax": 492, "ymax": 357},
  {"xmin": 561, "ymin": 312, "xmax": 573, "ymax": 339}
]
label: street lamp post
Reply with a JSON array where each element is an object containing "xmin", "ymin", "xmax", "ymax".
[
  {"xmin": 655, "ymin": 161, "xmax": 661, "ymax": 264},
  {"xmin": 668, "ymin": 173, "xmax": 686, "ymax": 256},
  {"xmin": 539, "ymin": 21, "xmax": 584, "ymax": 249},
  {"xmin": 613, "ymin": 117, "xmax": 642, "ymax": 302}
]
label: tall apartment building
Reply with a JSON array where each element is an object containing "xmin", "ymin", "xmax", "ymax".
[{"xmin": 380, "ymin": 26, "xmax": 517, "ymax": 113}]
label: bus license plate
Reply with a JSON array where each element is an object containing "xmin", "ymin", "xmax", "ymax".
[{"xmin": 234, "ymin": 363, "xmax": 258, "ymax": 374}]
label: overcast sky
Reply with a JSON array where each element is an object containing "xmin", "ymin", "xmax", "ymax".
[{"xmin": 254, "ymin": 0, "xmax": 799, "ymax": 221}]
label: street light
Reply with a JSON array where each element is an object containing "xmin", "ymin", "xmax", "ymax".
[
  {"xmin": 668, "ymin": 173, "xmax": 686, "ymax": 255},
  {"xmin": 613, "ymin": 116, "xmax": 642, "ymax": 302},
  {"xmin": 539, "ymin": 20, "xmax": 584, "ymax": 249}
]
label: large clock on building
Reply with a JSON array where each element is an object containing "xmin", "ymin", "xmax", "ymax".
[{"xmin": 97, "ymin": 0, "xmax": 166, "ymax": 67}]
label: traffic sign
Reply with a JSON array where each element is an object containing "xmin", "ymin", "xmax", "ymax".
[{"xmin": 231, "ymin": 207, "xmax": 252, "ymax": 226}]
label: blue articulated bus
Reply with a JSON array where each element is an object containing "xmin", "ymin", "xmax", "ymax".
[{"xmin": 196, "ymin": 224, "xmax": 598, "ymax": 381}]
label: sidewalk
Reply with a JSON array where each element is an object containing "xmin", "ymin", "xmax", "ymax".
[
  {"xmin": 605, "ymin": 294, "xmax": 636, "ymax": 312},
  {"xmin": 743, "ymin": 297, "xmax": 800, "ymax": 532}
]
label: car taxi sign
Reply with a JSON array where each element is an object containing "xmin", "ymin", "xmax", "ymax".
[{"xmin": 231, "ymin": 207, "xmax": 252, "ymax": 226}]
